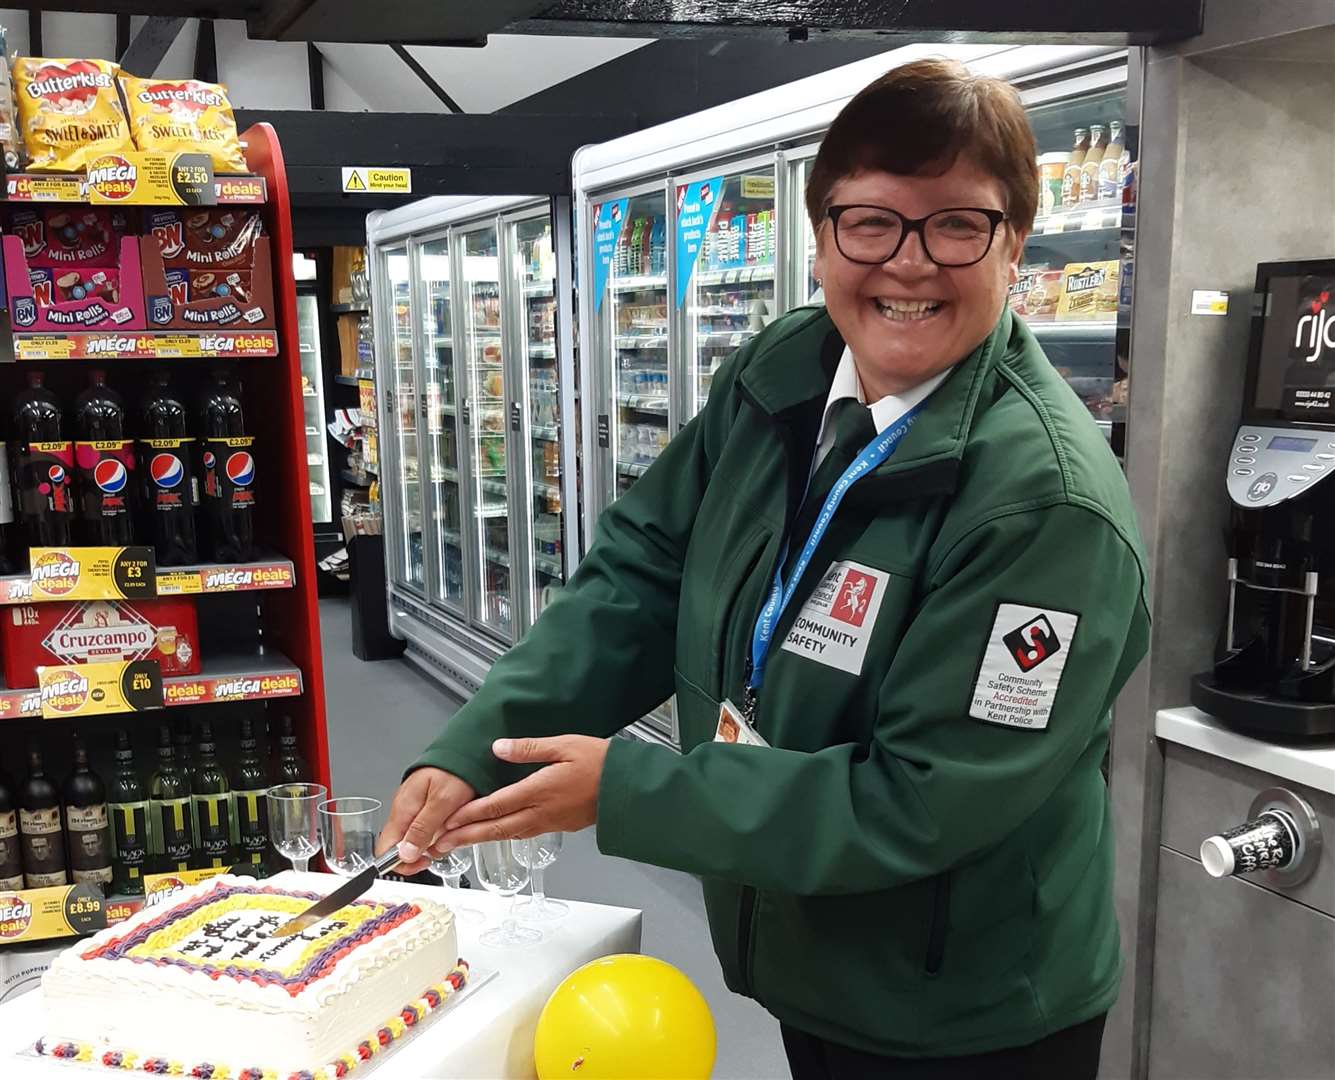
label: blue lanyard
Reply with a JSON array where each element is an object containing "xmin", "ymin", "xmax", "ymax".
[{"xmin": 747, "ymin": 402, "xmax": 923, "ymax": 704}]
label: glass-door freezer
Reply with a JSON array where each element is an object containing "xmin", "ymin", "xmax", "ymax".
[
  {"xmin": 297, "ymin": 291, "xmax": 333, "ymax": 525},
  {"xmin": 589, "ymin": 186, "xmax": 671, "ymax": 501},
  {"xmin": 675, "ymin": 158, "xmax": 779, "ymax": 422},
  {"xmin": 384, "ymin": 245, "xmax": 426, "ymax": 593}
]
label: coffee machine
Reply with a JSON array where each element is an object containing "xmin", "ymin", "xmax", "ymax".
[{"xmin": 1192, "ymin": 259, "xmax": 1335, "ymax": 737}]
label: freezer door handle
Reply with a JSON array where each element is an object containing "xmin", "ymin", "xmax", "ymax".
[
  {"xmin": 511, "ymin": 401, "xmax": 522, "ymax": 433},
  {"xmin": 463, "ymin": 398, "xmax": 472, "ymax": 427}
]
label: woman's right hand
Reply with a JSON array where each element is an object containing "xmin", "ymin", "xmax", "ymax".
[{"xmin": 378, "ymin": 767, "xmax": 477, "ymax": 875}]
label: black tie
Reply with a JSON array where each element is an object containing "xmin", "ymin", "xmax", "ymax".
[{"xmin": 783, "ymin": 399, "xmax": 877, "ymax": 582}]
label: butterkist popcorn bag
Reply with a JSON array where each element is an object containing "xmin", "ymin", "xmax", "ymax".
[
  {"xmin": 13, "ymin": 57, "xmax": 134, "ymax": 172},
  {"xmin": 120, "ymin": 75, "xmax": 246, "ymax": 173}
]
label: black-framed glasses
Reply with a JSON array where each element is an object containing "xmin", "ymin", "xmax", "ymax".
[{"xmin": 827, "ymin": 205, "xmax": 1008, "ymax": 268}]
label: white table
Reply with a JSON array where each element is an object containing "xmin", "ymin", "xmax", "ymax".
[{"xmin": 1, "ymin": 871, "xmax": 643, "ymax": 1080}]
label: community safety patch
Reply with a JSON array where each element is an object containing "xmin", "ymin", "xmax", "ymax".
[
  {"xmin": 969, "ymin": 603, "xmax": 1080, "ymax": 731},
  {"xmin": 780, "ymin": 560, "xmax": 888, "ymax": 675}
]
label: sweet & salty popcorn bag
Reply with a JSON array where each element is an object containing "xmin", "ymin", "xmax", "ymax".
[
  {"xmin": 119, "ymin": 75, "xmax": 247, "ymax": 174},
  {"xmin": 13, "ymin": 56, "xmax": 134, "ymax": 172}
]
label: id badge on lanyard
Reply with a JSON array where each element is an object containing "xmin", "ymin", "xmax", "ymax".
[{"xmin": 720, "ymin": 401, "xmax": 923, "ymax": 735}]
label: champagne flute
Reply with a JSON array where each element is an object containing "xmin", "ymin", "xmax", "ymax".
[
  {"xmin": 317, "ymin": 797, "xmax": 381, "ymax": 876},
  {"xmin": 473, "ymin": 840, "xmax": 542, "ymax": 948},
  {"xmin": 428, "ymin": 846, "xmax": 485, "ymax": 925},
  {"xmin": 266, "ymin": 783, "xmax": 326, "ymax": 873},
  {"xmin": 514, "ymin": 832, "xmax": 569, "ymax": 921}
]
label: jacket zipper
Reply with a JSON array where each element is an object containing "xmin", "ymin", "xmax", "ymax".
[{"xmin": 925, "ymin": 873, "xmax": 951, "ymax": 975}]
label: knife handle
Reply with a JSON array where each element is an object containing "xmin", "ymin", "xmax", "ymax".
[{"xmin": 374, "ymin": 846, "xmax": 403, "ymax": 875}]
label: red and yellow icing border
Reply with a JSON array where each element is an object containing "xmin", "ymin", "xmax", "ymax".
[{"xmin": 35, "ymin": 961, "xmax": 469, "ymax": 1079}]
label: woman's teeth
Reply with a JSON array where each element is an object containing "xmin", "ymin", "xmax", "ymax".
[{"xmin": 873, "ymin": 298, "xmax": 943, "ymax": 322}]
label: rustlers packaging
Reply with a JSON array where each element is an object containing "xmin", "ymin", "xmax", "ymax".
[
  {"xmin": 2, "ymin": 597, "xmax": 201, "ymax": 689},
  {"xmin": 13, "ymin": 56, "xmax": 134, "ymax": 173},
  {"xmin": 1055, "ymin": 260, "xmax": 1120, "ymax": 322},
  {"xmin": 119, "ymin": 75, "xmax": 246, "ymax": 174}
]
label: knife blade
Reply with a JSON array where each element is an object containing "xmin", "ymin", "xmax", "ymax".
[{"xmin": 269, "ymin": 847, "xmax": 402, "ymax": 938}]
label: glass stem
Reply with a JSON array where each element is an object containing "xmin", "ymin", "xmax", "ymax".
[
  {"xmin": 293, "ymin": 856, "xmax": 310, "ymax": 873},
  {"xmin": 531, "ymin": 864, "xmax": 546, "ymax": 910},
  {"xmin": 445, "ymin": 872, "xmax": 461, "ymax": 889}
]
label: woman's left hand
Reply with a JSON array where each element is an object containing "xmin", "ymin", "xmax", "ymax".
[{"xmin": 431, "ymin": 736, "xmax": 610, "ymax": 853}]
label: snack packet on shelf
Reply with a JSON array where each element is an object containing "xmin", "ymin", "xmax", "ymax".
[
  {"xmin": 13, "ymin": 56, "xmax": 133, "ymax": 172},
  {"xmin": 145, "ymin": 207, "xmax": 263, "ymax": 270},
  {"xmin": 12, "ymin": 207, "xmax": 123, "ymax": 268},
  {"xmin": 1056, "ymin": 260, "xmax": 1120, "ymax": 322},
  {"xmin": 118, "ymin": 75, "xmax": 247, "ymax": 174},
  {"xmin": 28, "ymin": 266, "xmax": 121, "ymax": 308}
]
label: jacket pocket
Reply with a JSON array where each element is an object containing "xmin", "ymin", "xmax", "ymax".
[{"xmin": 924, "ymin": 873, "xmax": 951, "ymax": 976}]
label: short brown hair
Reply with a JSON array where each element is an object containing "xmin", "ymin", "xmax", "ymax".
[{"xmin": 806, "ymin": 58, "xmax": 1038, "ymax": 233}]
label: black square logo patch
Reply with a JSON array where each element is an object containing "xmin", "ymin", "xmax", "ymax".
[{"xmin": 1002, "ymin": 613, "xmax": 1062, "ymax": 673}]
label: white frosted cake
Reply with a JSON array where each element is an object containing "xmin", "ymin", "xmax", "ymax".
[{"xmin": 36, "ymin": 875, "xmax": 463, "ymax": 1078}]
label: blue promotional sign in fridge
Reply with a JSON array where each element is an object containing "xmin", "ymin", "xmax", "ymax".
[
  {"xmin": 593, "ymin": 198, "xmax": 628, "ymax": 311},
  {"xmin": 674, "ymin": 177, "xmax": 723, "ymax": 306}
]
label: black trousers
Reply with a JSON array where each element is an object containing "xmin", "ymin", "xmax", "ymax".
[{"xmin": 781, "ymin": 1014, "xmax": 1107, "ymax": 1080}]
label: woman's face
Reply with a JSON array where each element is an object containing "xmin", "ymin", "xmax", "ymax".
[{"xmin": 812, "ymin": 157, "xmax": 1026, "ymax": 397}]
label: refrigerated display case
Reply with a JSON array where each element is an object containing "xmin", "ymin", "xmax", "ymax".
[
  {"xmin": 297, "ymin": 288, "xmax": 334, "ymax": 527},
  {"xmin": 367, "ymin": 196, "xmax": 578, "ymax": 695},
  {"xmin": 574, "ymin": 42, "xmax": 1136, "ymax": 745}
]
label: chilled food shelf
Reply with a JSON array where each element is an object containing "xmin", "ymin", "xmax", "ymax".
[
  {"xmin": 13, "ymin": 329, "xmax": 280, "ymax": 360},
  {"xmin": 334, "ymin": 374, "xmax": 362, "ymax": 387},
  {"xmin": 616, "ymin": 334, "xmax": 668, "ymax": 350},
  {"xmin": 618, "ymin": 460, "xmax": 651, "ymax": 478},
  {"xmin": 532, "ymin": 424, "xmax": 560, "ymax": 442},
  {"xmin": 617, "ymin": 393, "xmax": 669, "ymax": 414},
  {"xmin": 534, "ymin": 551, "xmax": 563, "ymax": 578},
  {"xmin": 697, "ymin": 329, "xmax": 759, "ymax": 348},
  {"xmin": 612, "ymin": 275, "xmax": 668, "ymax": 293},
  {"xmin": 694, "ymin": 265, "xmax": 775, "ymax": 287},
  {"xmin": 1030, "ymin": 202, "xmax": 1123, "ymax": 235},
  {"xmin": 692, "ymin": 305, "xmax": 754, "ymax": 317},
  {"xmin": 0, "ymin": 553, "xmax": 296, "ymax": 604},
  {"xmin": 529, "ymin": 343, "xmax": 556, "ymax": 359},
  {"xmin": 331, "ymin": 302, "xmax": 370, "ymax": 314},
  {"xmin": 533, "ymin": 479, "xmax": 561, "ymax": 500},
  {"xmin": 5, "ymin": 172, "xmax": 267, "ymax": 204},
  {"xmin": 1027, "ymin": 320, "xmax": 1120, "ymax": 340},
  {"xmin": 485, "ymin": 546, "xmax": 511, "ymax": 568},
  {"xmin": 0, "ymin": 650, "xmax": 303, "ymax": 719},
  {"xmin": 526, "ymin": 282, "xmax": 555, "ymax": 297},
  {"xmin": 342, "ymin": 469, "xmax": 371, "ymax": 487}
]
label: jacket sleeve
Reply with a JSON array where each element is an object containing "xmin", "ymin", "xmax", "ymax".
[
  {"xmin": 596, "ymin": 501, "xmax": 1149, "ymax": 895},
  {"xmin": 409, "ymin": 354, "xmax": 743, "ymax": 797}
]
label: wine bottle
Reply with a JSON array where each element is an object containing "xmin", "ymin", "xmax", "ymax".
[
  {"xmin": 108, "ymin": 730, "xmax": 148, "ymax": 895},
  {"xmin": 172, "ymin": 717, "xmax": 193, "ymax": 782},
  {"xmin": 0, "ymin": 765, "xmax": 23, "ymax": 890},
  {"xmin": 64, "ymin": 734, "xmax": 113, "ymax": 888},
  {"xmin": 20, "ymin": 744, "xmax": 67, "ymax": 888},
  {"xmin": 232, "ymin": 717, "xmax": 270, "ymax": 876},
  {"xmin": 191, "ymin": 721, "xmax": 234, "ymax": 869},
  {"xmin": 270, "ymin": 714, "xmax": 309, "ymax": 784},
  {"xmin": 149, "ymin": 725, "xmax": 193, "ymax": 874}
]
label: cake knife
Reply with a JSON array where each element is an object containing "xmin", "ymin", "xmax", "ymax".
[{"xmin": 268, "ymin": 846, "xmax": 402, "ymax": 937}]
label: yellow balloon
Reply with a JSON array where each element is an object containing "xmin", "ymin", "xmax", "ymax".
[{"xmin": 535, "ymin": 954, "xmax": 717, "ymax": 1079}]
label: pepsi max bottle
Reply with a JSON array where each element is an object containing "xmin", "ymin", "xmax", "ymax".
[
  {"xmin": 198, "ymin": 369, "xmax": 256, "ymax": 562},
  {"xmin": 138, "ymin": 373, "xmax": 197, "ymax": 565},
  {"xmin": 74, "ymin": 370, "xmax": 135, "ymax": 546},
  {"xmin": 12, "ymin": 370, "xmax": 74, "ymax": 549}
]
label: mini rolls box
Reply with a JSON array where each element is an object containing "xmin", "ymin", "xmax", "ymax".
[
  {"xmin": 2, "ymin": 596, "xmax": 200, "ymax": 688},
  {"xmin": 3, "ymin": 232, "xmax": 147, "ymax": 332}
]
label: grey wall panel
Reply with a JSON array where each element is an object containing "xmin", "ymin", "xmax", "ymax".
[
  {"xmin": 1149, "ymin": 848, "xmax": 1335, "ymax": 1080},
  {"xmin": 1160, "ymin": 743, "xmax": 1335, "ymax": 917}
]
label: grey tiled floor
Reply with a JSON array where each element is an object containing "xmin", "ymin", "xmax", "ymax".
[{"xmin": 319, "ymin": 598, "xmax": 789, "ymax": 1080}]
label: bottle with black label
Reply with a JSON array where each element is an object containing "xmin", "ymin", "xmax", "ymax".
[
  {"xmin": 270, "ymin": 714, "xmax": 309, "ymax": 785},
  {"xmin": 20, "ymin": 743, "xmax": 67, "ymax": 888},
  {"xmin": 0, "ymin": 764, "xmax": 24, "ymax": 889},
  {"xmin": 108, "ymin": 730, "xmax": 148, "ymax": 895},
  {"xmin": 172, "ymin": 716, "xmax": 194, "ymax": 837},
  {"xmin": 64, "ymin": 734, "xmax": 113, "ymax": 888},
  {"xmin": 149, "ymin": 724, "xmax": 193, "ymax": 874},
  {"xmin": 191, "ymin": 720, "xmax": 234, "ymax": 870},
  {"xmin": 231, "ymin": 716, "xmax": 270, "ymax": 876}
]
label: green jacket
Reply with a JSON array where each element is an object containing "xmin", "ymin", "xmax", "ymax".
[{"xmin": 415, "ymin": 305, "xmax": 1150, "ymax": 1058}]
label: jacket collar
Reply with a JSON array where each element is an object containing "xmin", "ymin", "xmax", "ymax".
[{"xmin": 738, "ymin": 305, "xmax": 1015, "ymax": 488}]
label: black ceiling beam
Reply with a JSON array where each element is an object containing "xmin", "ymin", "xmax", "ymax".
[
  {"xmin": 115, "ymin": 14, "xmax": 130, "ymax": 60},
  {"xmin": 193, "ymin": 18, "xmax": 217, "ymax": 83},
  {"xmin": 389, "ymin": 44, "xmax": 462, "ymax": 113},
  {"xmin": 119, "ymin": 16, "xmax": 188, "ymax": 78},
  {"xmin": 28, "ymin": 9, "xmax": 42, "ymax": 56},
  {"xmin": 307, "ymin": 43, "xmax": 325, "ymax": 110},
  {"xmin": 235, "ymin": 108, "xmax": 637, "ymax": 205}
]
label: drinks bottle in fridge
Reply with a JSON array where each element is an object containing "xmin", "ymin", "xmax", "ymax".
[
  {"xmin": 75, "ymin": 369, "xmax": 135, "ymax": 546},
  {"xmin": 13, "ymin": 370, "xmax": 74, "ymax": 550},
  {"xmin": 198, "ymin": 369, "xmax": 256, "ymax": 561},
  {"xmin": 138, "ymin": 373, "xmax": 198, "ymax": 565}
]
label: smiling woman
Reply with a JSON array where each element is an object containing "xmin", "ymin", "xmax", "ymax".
[{"xmin": 382, "ymin": 56, "xmax": 1149, "ymax": 1080}]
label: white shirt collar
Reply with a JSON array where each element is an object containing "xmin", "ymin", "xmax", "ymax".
[{"xmin": 815, "ymin": 346, "xmax": 953, "ymax": 450}]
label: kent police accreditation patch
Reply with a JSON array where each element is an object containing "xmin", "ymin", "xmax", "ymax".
[{"xmin": 969, "ymin": 603, "xmax": 1080, "ymax": 730}]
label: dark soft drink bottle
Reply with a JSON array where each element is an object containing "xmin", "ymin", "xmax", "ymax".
[
  {"xmin": 198, "ymin": 369, "xmax": 256, "ymax": 561},
  {"xmin": 75, "ymin": 370, "xmax": 135, "ymax": 546},
  {"xmin": 0, "ymin": 407, "xmax": 17, "ymax": 574},
  {"xmin": 138, "ymin": 373, "xmax": 197, "ymax": 565},
  {"xmin": 12, "ymin": 370, "xmax": 74, "ymax": 549}
]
